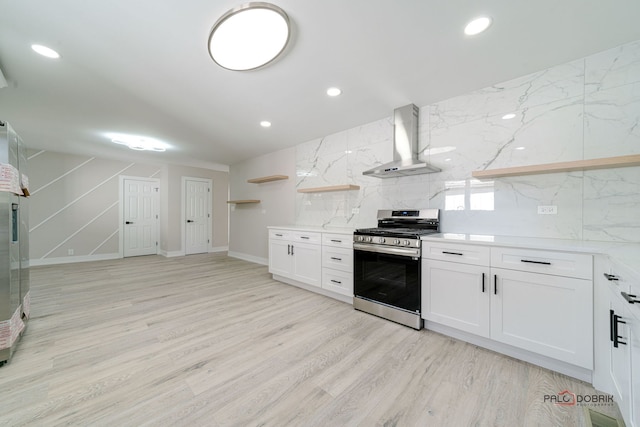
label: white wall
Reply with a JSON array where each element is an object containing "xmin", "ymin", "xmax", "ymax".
[
  {"xmin": 228, "ymin": 147, "xmax": 296, "ymax": 264},
  {"xmin": 27, "ymin": 150, "xmax": 229, "ymax": 264},
  {"xmin": 27, "ymin": 150, "xmax": 161, "ymax": 264},
  {"xmin": 230, "ymin": 39, "xmax": 640, "ymax": 260}
]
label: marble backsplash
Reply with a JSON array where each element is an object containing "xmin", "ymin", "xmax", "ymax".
[{"xmin": 295, "ymin": 40, "xmax": 640, "ymax": 242}]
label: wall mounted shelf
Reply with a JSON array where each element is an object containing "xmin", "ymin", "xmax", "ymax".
[
  {"xmin": 227, "ymin": 200, "xmax": 261, "ymax": 204},
  {"xmin": 297, "ymin": 184, "xmax": 360, "ymax": 193},
  {"xmin": 472, "ymin": 154, "xmax": 640, "ymax": 179},
  {"xmin": 247, "ymin": 175, "xmax": 289, "ymax": 184}
]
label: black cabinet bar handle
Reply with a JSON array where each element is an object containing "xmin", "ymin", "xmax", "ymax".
[
  {"xmin": 330, "ymin": 257, "xmax": 342, "ymax": 261},
  {"xmin": 287, "ymin": 244, "xmax": 290, "ymax": 255},
  {"xmin": 603, "ymin": 273, "xmax": 619, "ymax": 281},
  {"xmin": 330, "ymin": 239, "xmax": 342, "ymax": 243},
  {"xmin": 622, "ymin": 292, "xmax": 640, "ymax": 304},
  {"xmin": 300, "ymin": 236, "xmax": 310, "ymax": 239},
  {"xmin": 609, "ymin": 310, "xmax": 615, "ymax": 343},
  {"xmin": 442, "ymin": 251, "xmax": 463, "ymax": 256},
  {"xmin": 613, "ymin": 314, "xmax": 627, "ymax": 347},
  {"xmin": 481, "ymin": 272, "xmax": 485, "ymax": 293},
  {"xmin": 275, "ymin": 233, "xmax": 283, "ymax": 237},
  {"xmin": 330, "ymin": 279, "xmax": 342, "ymax": 284},
  {"xmin": 494, "ymin": 275, "xmax": 497, "ymax": 295},
  {"xmin": 291, "ymin": 245, "xmax": 294, "ymax": 255},
  {"xmin": 521, "ymin": 259, "xmax": 551, "ymax": 265}
]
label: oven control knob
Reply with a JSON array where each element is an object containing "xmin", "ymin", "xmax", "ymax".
[
  {"xmin": 357, "ymin": 236, "xmax": 364, "ymax": 242},
  {"xmin": 403, "ymin": 240, "xmax": 411, "ymax": 246},
  {"xmin": 393, "ymin": 239, "xmax": 400, "ymax": 245},
  {"xmin": 378, "ymin": 237, "xmax": 386, "ymax": 244},
  {"xmin": 366, "ymin": 236, "xmax": 372, "ymax": 242}
]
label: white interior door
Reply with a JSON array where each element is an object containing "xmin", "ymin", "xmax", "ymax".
[
  {"xmin": 123, "ymin": 178, "xmax": 159, "ymax": 257},
  {"xmin": 184, "ymin": 178, "xmax": 210, "ymax": 255}
]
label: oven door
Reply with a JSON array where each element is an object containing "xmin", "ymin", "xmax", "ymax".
[{"xmin": 353, "ymin": 244, "xmax": 421, "ymax": 313}]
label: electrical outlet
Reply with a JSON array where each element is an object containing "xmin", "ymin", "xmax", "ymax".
[
  {"xmin": 537, "ymin": 205, "xmax": 558, "ymax": 215},
  {"xmin": 351, "ymin": 208, "xmax": 360, "ymax": 214},
  {"xmin": 68, "ymin": 249, "xmax": 74, "ymax": 255}
]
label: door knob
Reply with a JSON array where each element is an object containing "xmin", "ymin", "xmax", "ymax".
[
  {"xmin": 187, "ymin": 220, "xmax": 194, "ymax": 223},
  {"xmin": 125, "ymin": 221, "xmax": 133, "ymax": 224}
]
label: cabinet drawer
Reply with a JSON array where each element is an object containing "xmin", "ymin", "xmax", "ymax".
[
  {"xmin": 491, "ymin": 247, "xmax": 592, "ymax": 279},
  {"xmin": 292, "ymin": 231, "xmax": 321, "ymax": 245},
  {"xmin": 269, "ymin": 229, "xmax": 291, "ymax": 240},
  {"xmin": 322, "ymin": 233, "xmax": 353, "ymax": 249},
  {"xmin": 422, "ymin": 242, "xmax": 490, "ymax": 266},
  {"xmin": 322, "ymin": 268, "xmax": 353, "ymax": 296},
  {"xmin": 322, "ymin": 246, "xmax": 353, "ymax": 272}
]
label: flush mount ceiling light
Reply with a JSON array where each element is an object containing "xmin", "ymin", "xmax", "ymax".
[
  {"xmin": 107, "ymin": 133, "xmax": 168, "ymax": 152},
  {"xmin": 208, "ymin": 2, "xmax": 291, "ymax": 71},
  {"xmin": 464, "ymin": 16, "xmax": 492, "ymax": 36},
  {"xmin": 326, "ymin": 87, "xmax": 342, "ymax": 97},
  {"xmin": 31, "ymin": 44, "xmax": 60, "ymax": 59}
]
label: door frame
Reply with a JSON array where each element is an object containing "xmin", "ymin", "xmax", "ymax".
[
  {"xmin": 119, "ymin": 176, "xmax": 160, "ymax": 258},
  {"xmin": 181, "ymin": 176, "xmax": 213, "ymax": 255}
]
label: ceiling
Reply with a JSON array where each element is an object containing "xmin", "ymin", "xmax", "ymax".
[{"xmin": 2, "ymin": 0, "xmax": 640, "ymax": 170}]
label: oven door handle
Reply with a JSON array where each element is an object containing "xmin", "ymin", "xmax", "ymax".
[{"xmin": 354, "ymin": 242, "xmax": 420, "ymax": 257}]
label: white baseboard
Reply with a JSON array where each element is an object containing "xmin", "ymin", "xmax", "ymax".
[
  {"xmin": 30, "ymin": 253, "xmax": 121, "ymax": 266},
  {"xmin": 160, "ymin": 250, "xmax": 185, "ymax": 258},
  {"xmin": 209, "ymin": 246, "xmax": 229, "ymax": 253},
  {"xmin": 227, "ymin": 251, "xmax": 268, "ymax": 266}
]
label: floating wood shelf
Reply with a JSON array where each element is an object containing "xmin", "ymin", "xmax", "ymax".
[
  {"xmin": 227, "ymin": 200, "xmax": 261, "ymax": 204},
  {"xmin": 297, "ymin": 184, "xmax": 361, "ymax": 193},
  {"xmin": 472, "ymin": 154, "xmax": 640, "ymax": 179},
  {"xmin": 247, "ymin": 175, "xmax": 289, "ymax": 184}
]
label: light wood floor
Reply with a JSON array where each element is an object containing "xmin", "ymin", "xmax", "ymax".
[{"xmin": 0, "ymin": 253, "xmax": 621, "ymax": 426}]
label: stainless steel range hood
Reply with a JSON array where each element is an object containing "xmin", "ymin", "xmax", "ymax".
[{"xmin": 363, "ymin": 104, "xmax": 440, "ymax": 178}]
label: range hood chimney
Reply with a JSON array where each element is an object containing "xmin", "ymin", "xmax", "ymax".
[{"xmin": 362, "ymin": 104, "xmax": 440, "ymax": 178}]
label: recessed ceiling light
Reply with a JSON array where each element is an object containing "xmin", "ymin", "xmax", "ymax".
[
  {"xmin": 260, "ymin": 121, "xmax": 272, "ymax": 128},
  {"xmin": 107, "ymin": 133, "xmax": 168, "ymax": 152},
  {"xmin": 327, "ymin": 87, "xmax": 342, "ymax": 97},
  {"xmin": 31, "ymin": 44, "xmax": 60, "ymax": 59},
  {"xmin": 208, "ymin": 3, "xmax": 290, "ymax": 71},
  {"xmin": 464, "ymin": 16, "xmax": 492, "ymax": 36},
  {"xmin": 502, "ymin": 113, "xmax": 516, "ymax": 120}
]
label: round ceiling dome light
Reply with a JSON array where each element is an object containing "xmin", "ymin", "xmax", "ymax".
[
  {"xmin": 31, "ymin": 44, "xmax": 61, "ymax": 59},
  {"xmin": 208, "ymin": 2, "xmax": 291, "ymax": 71},
  {"xmin": 326, "ymin": 87, "xmax": 342, "ymax": 97},
  {"xmin": 464, "ymin": 16, "xmax": 492, "ymax": 36},
  {"xmin": 107, "ymin": 133, "xmax": 168, "ymax": 152}
]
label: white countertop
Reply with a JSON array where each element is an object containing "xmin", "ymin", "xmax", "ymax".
[
  {"xmin": 268, "ymin": 225, "xmax": 355, "ymax": 234},
  {"xmin": 422, "ymin": 233, "xmax": 640, "ymax": 279}
]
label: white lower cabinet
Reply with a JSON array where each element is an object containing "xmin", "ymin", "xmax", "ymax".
[
  {"xmin": 603, "ymin": 261, "xmax": 640, "ymax": 427},
  {"xmin": 422, "ymin": 242, "xmax": 594, "ymax": 371},
  {"xmin": 269, "ymin": 228, "xmax": 352, "ymax": 300},
  {"xmin": 268, "ymin": 230, "xmax": 321, "ymax": 288},
  {"xmin": 422, "ymin": 259, "xmax": 490, "ymax": 337},
  {"xmin": 491, "ymin": 268, "xmax": 593, "ymax": 369}
]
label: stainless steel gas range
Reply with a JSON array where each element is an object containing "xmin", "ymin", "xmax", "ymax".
[{"xmin": 353, "ymin": 209, "xmax": 440, "ymax": 329}]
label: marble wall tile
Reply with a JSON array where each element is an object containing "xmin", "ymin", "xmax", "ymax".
[
  {"xmin": 429, "ymin": 96, "xmax": 584, "ymax": 181},
  {"xmin": 430, "ymin": 174, "xmax": 584, "ymax": 239},
  {"xmin": 583, "ymin": 167, "xmax": 640, "ymax": 242},
  {"xmin": 584, "ymin": 81, "xmax": 640, "ymax": 158},
  {"xmin": 585, "ymin": 39, "xmax": 640, "ymax": 93},
  {"xmin": 430, "ymin": 59, "xmax": 584, "ymax": 129}
]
